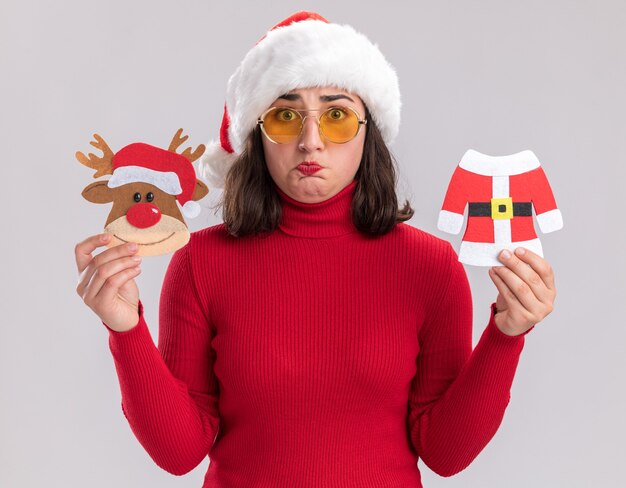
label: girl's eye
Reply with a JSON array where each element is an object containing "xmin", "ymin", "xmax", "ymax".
[
  {"xmin": 277, "ymin": 109, "xmax": 298, "ymax": 122},
  {"xmin": 146, "ymin": 192, "xmax": 154, "ymax": 202},
  {"xmin": 328, "ymin": 108, "xmax": 346, "ymax": 120},
  {"xmin": 133, "ymin": 192, "xmax": 142, "ymax": 203}
]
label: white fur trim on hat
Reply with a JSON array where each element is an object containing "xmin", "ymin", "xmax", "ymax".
[
  {"xmin": 108, "ymin": 166, "xmax": 182, "ymax": 195},
  {"xmin": 200, "ymin": 15, "xmax": 401, "ymax": 189}
]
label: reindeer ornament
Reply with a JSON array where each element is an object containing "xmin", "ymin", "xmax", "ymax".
[{"xmin": 77, "ymin": 129, "xmax": 209, "ymax": 256}]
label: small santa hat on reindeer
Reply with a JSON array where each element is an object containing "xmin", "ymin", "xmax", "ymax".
[{"xmin": 108, "ymin": 139, "xmax": 202, "ymax": 219}]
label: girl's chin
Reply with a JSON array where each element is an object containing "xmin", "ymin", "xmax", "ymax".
[{"xmin": 285, "ymin": 178, "xmax": 337, "ymax": 203}]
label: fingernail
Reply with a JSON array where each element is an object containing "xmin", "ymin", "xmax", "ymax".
[
  {"xmin": 501, "ymin": 250, "xmax": 511, "ymax": 260},
  {"xmin": 128, "ymin": 243, "xmax": 138, "ymax": 252},
  {"xmin": 101, "ymin": 234, "xmax": 110, "ymax": 242},
  {"xmin": 515, "ymin": 247, "xmax": 526, "ymax": 256}
]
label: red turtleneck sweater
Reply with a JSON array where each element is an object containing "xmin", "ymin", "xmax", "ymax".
[{"xmin": 104, "ymin": 180, "xmax": 526, "ymax": 487}]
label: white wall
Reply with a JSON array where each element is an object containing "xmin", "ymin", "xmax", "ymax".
[{"xmin": 1, "ymin": 0, "xmax": 624, "ymax": 486}]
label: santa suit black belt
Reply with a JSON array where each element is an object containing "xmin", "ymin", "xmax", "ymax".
[{"xmin": 468, "ymin": 199, "xmax": 532, "ymax": 219}]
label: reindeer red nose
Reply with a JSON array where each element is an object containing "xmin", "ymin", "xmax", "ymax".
[{"xmin": 126, "ymin": 203, "xmax": 162, "ymax": 228}]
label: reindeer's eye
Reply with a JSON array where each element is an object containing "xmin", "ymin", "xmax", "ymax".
[
  {"xmin": 146, "ymin": 192, "xmax": 154, "ymax": 202},
  {"xmin": 133, "ymin": 192, "xmax": 141, "ymax": 203}
]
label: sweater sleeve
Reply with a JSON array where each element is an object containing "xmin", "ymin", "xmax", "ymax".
[
  {"xmin": 407, "ymin": 247, "xmax": 525, "ymax": 477},
  {"xmin": 105, "ymin": 242, "xmax": 220, "ymax": 475}
]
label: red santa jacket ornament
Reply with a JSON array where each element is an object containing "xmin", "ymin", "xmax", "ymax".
[{"xmin": 437, "ymin": 149, "xmax": 563, "ymax": 266}]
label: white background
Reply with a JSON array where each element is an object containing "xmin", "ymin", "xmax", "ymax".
[{"xmin": 1, "ymin": 0, "xmax": 624, "ymax": 486}]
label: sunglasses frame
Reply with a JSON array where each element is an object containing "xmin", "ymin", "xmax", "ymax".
[{"xmin": 256, "ymin": 106, "xmax": 367, "ymax": 144}]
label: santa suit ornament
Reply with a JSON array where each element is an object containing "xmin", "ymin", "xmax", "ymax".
[{"xmin": 437, "ymin": 149, "xmax": 563, "ymax": 266}]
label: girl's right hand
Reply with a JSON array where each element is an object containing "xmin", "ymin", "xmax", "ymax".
[{"xmin": 75, "ymin": 233, "xmax": 142, "ymax": 332}]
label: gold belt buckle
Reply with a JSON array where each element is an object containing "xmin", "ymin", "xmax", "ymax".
[{"xmin": 491, "ymin": 197, "xmax": 513, "ymax": 220}]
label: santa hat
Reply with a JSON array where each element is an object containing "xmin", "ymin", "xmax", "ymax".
[
  {"xmin": 199, "ymin": 11, "xmax": 401, "ymax": 188},
  {"xmin": 107, "ymin": 142, "xmax": 201, "ymax": 219}
]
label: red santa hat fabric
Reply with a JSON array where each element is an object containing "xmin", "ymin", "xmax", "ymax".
[{"xmin": 199, "ymin": 11, "xmax": 401, "ymax": 188}]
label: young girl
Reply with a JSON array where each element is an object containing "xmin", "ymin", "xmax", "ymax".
[{"xmin": 75, "ymin": 11, "xmax": 555, "ymax": 487}]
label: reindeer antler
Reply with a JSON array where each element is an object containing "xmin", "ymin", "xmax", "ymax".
[
  {"xmin": 76, "ymin": 134, "xmax": 115, "ymax": 178},
  {"xmin": 168, "ymin": 128, "xmax": 206, "ymax": 163}
]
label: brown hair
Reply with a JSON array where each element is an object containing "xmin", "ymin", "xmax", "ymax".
[{"xmin": 218, "ymin": 108, "xmax": 414, "ymax": 237}]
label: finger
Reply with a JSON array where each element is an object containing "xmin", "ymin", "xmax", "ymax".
[
  {"xmin": 92, "ymin": 267, "xmax": 142, "ymax": 312},
  {"xmin": 491, "ymin": 264, "xmax": 545, "ymax": 316},
  {"xmin": 77, "ymin": 241, "xmax": 139, "ymax": 297},
  {"xmin": 497, "ymin": 249, "xmax": 552, "ymax": 304},
  {"xmin": 488, "ymin": 266, "xmax": 522, "ymax": 312},
  {"xmin": 75, "ymin": 233, "xmax": 111, "ymax": 273},
  {"xmin": 89, "ymin": 241, "xmax": 139, "ymax": 272},
  {"xmin": 82, "ymin": 256, "xmax": 142, "ymax": 306},
  {"xmin": 513, "ymin": 247, "xmax": 555, "ymax": 291}
]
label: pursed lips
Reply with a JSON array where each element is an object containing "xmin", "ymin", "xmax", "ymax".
[{"xmin": 297, "ymin": 161, "xmax": 323, "ymax": 175}]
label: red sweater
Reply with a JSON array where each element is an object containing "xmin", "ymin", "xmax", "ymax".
[{"xmin": 105, "ymin": 180, "xmax": 526, "ymax": 487}]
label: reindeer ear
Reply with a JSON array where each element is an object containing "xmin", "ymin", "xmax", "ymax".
[
  {"xmin": 82, "ymin": 181, "xmax": 115, "ymax": 204},
  {"xmin": 192, "ymin": 179, "xmax": 209, "ymax": 201}
]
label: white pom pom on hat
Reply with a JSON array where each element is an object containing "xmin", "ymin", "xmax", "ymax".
[
  {"xmin": 199, "ymin": 11, "xmax": 401, "ymax": 189},
  {"xmin": 182, "ymin": 200, "xmax": 201, "ymax": 219}
]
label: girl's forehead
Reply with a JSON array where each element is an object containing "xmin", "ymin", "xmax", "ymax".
[
  {"xmin": 272, "ymin": 87, "xmax": 365, "ymax": 109},
  {"xmin": 284, "ymin": 86, "xmax": 356, "ymax": 97}
]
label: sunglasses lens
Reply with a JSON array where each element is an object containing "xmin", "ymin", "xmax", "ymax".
[
  {"xmin": 261, "ymin": 108, "xmax": 302, "ymax": 143},
  {"xmin": 320, "ymin": 108, "xmax": 360, "ymax": 143}
]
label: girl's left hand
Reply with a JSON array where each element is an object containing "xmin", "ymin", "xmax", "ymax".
[{"xmin": 488, "ymin": 247, "xmax": 556, "ymax": 336}]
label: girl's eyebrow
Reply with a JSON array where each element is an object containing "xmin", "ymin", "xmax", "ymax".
[
  {"xmin": 277, "ymin": 93, "xmax": 355, "ymax": 103},
  {"xmin": 278, "ymin": 93, "xmax": 301, "ymax": 101},
  {"xmin": 320, "ymin": 94, "xmax": 354, "ymax": 102}
]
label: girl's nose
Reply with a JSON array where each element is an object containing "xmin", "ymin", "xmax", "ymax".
[{"xmin": 298, "ymin": 115, "xmax": 325, "ymax": 153}]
